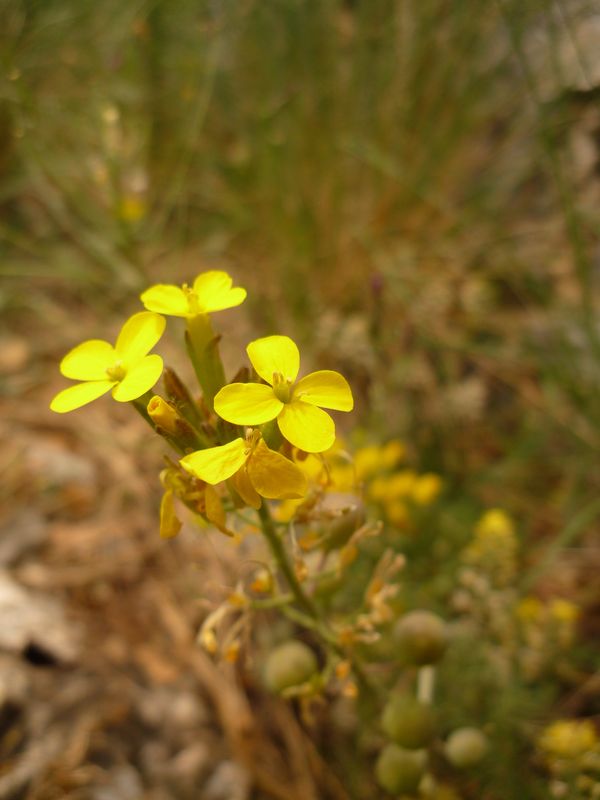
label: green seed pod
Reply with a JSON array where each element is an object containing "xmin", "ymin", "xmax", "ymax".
[
  {"xmin": 444, "ymin": 727, "xmax": 488, "ymax": 768},
  {"xmin": 375, "ymin": 744, "xmax": 426, "ymax": 795},
  {"xmin": 382, "ymin": 694, "xmax": 437, "ymax": 749},
  {"xmin": 394, "ymin": 610, "xmax": 448, "ymax": 666},
  {"xmin": 321, "ymin": 504, "xmax": 366, "ymax": 552},
  {"xmin": 263, "ymin": 641, "xmax": 318, "ymax": 693}
]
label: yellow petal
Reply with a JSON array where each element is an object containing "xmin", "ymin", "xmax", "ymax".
[
  {"xmin": 141, "ymin": 284, "xmax": 189, "ymax": 317},
  {"xmin": 160, "ymin": 490, "xmax": 182, "ymax": 539},
  {"xmin": 50, "ymin": 380, "xmax": 115, "ymax": 413},
  {"xmin": 115, "ymin": 311, "xmax": 166, "ymax": 361},
  {"xmin": 60, "ymin": 339, "xmax": 116, "ymax": 381},
  {"xmin": 277, "ymin": 401, "xmax": 335, "ymax": 453},
  {"xmin": 204, "ymin": 485, "xmax": 228, "ymax": 530},
  {"xmin": 232, "ymin": 466, "xmax": 262, "ymax": 509},
  {"xmin": 214, "ymin": 383, "xmax": 282, "ymax": 425},
  {"xmin": 247, "ymin": 439, "xmax": 307, "ymax": 499},
  {"xmin": 111, "ymin": 354, "xmax": 164, "ymax": 401},
  {"xmin": 246, "ymin": 335, "xmax": 300, "ymax": 384},
  {"xmin": 193, "ymin": 270, "xmax": 247, "ymax": 313},
  {"xmin": 294, "ymin": 370, "xmax": 354, "ymax": 411},
  {"xmin": 180, "ymin": 438, "xmax": 248, "ymax": 484}
]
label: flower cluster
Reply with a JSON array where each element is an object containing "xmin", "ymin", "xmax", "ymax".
[
  {"xmin": 51, "ymin": 270, "xmax": 353, "ymax": 525},
  {"xmin": 462, "ymin": 508, "xmax": 518, "ymax": 586},
  {"xmin": 537, "ymin": 718, "xmax": 600, "ymax": 797}
]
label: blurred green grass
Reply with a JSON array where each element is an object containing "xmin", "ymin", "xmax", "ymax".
[{"xmin": 2, "ymin": 0, "xmax": 598, "ymax": 587}]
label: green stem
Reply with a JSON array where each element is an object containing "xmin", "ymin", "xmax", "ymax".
[
  {"xmin": 257, "ymin": 503, "xmax": 318, "ymax": 618},
  {"xmin": 417, "ymin": 665, "xmax": 435, "ymax": 704},
  {"xmin": 260, "ymin": 418, "xmax": 283, "ymax": 450},
  {"xmin": 257, "ymin": 503, "xmax": 379, "ymax": 700},
  {"xmin": 185, "ymin": 313, "xmax": 226, "ymax": 409},
  {"xmin": 130, "ymin": 391, "xmax": 156, "ymax": 427}
]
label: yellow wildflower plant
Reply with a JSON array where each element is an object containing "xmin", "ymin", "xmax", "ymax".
[
  {"xmin": 549, "ymin": 598, "xmax": 580, "ymax": 624},
  {"xmin": 50, "ymin": 311, "xmax": 165, "ymax": 413},
  {"xmin": 380, "ymin": 439, "xmax": 406, "ymax": 468},
  {"xmin": 140, "ymin": 270, "xmax": 246, "ymax": 317},
  {"xmin": 538, "ymin": 719, "xmax": 598, "ymax": 761},
  {"xmin": 475, "ymin": 508, "xmax": 515, "ymax": 539},
  {"xmin": 180, "ymin": 430, "xmax": 307, "ymax": 509},
  {"xmin": 411, "ymin": 473, "xmax": 443, "ymax": 505},
  {"xmin": 214, "ymin": 335, "xmax": 353, "ymax": 453},
  {"xmin": 354, "ymin": 445, "xmax": 382, "ymax": 479}
]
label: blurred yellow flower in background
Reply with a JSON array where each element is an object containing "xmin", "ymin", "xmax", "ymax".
[
  {"xmin": 463, "ymin": 508, "xmax": 518, "ymax": 585},
  {"xmin": 538, "ymin": 719, "xmax": 598, "ymax": 761},
  {"xmin": 411, "ymin": 473, "xmax": 443, "ymax": 505}
]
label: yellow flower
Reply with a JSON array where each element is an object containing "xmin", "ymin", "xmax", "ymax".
[
  {"xmin": 549, "ymin": 599, "xmax": 580, "ymax": 624},
  {"xmin": 538, "ymin": 720, "xmax": 598, "ymax": 760},
  {"xmin": 180, "ymin": 431, "xmax": 307, "ymax": 509},
  {"xmin": 475, "ymin": 508, "xmax": 515, "ymax": 539},
  {"xmin": 214, "ymin": 335, "xmax": 353, "ymax": 453},
  {"xmin": 384, "ymin": 470, "xmax": 417, "ymax": 500},
  {"xmin": 411, "ymin": 473, "xmax": 443, "ymax": 505},
  {"xmin": 381, "ymin": 439, "xmax": 406, "ymax": 468},
  {"xmin": 368, "ymin": 475, "xmax": 389, "ymax": 502},
  {"xmin": 328, "ymin": 461, "xmax": 356, "ymax": 492},
  {"xmin": 516, "ymin": 596, "xmax": 544, "ymax": 623},
  {"xmin": 50, "ymin": 312, "xmax": 165, "ymax": 413},
  {"xmin": 354, "ymin": 445, "xmax": 382, "ymax": 479},
  {"xmin": 386, "ymin": 499, "xmax": 409, "ymax": 528},
  {"xmin": 140, "ymin": 270, "xmax": 246, "ymax": 317}
]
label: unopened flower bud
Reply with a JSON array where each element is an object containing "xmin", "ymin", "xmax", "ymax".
[
  {"xmin": 149, "ymin": 394, "xmax": 206, "ymax": 451},
  {"xmin": 394, "ymin": 610, "xmax": 448, "ymax": 666},
  {"xmin": 444, "ymin": 727, "xmax": 488, "ymax": 768},
  {"xmin": 148, "ymin": 395, "xmax": 180, "ymax": 434},
  {"xmin": 375, "ymin": 744, "xmax": 426, "ymax": 795},
  {"xmin": 263, "ymin": 640, "xmax": 318, "ymax": 693}
]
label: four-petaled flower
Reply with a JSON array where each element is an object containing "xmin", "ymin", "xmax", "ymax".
[
  {"xmin": 213, "ymin": 335, "xmax": 353, "ymax": 453},
  {"xmin": 180, "ymin": 431, "xmax": 307, "ymax": 509},
  {"xmin": 140, "ymin": 270, "xmax": 246, "ymax": 318},
  {"xmin": 50, "ymin": 312, "xmax": 165, "ymax": 413}
]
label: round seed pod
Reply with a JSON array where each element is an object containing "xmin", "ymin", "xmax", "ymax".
[
  {"xmin": 375, "ymin": 744, "xmax": 426, "ymax": 795},
  {"xmin": 394, "ymin": 610, "xmax": 448, "ymax": 666},
  {"xmin": 263, "ymin": 640, "xmax": 318, "ymax": 693},
  {"xmin": 382, "ymin": 694, "xmax": 437, "ymax": 749},
  {"xmin": 444, "ymin": 727, "xmax": 488, "ymax": 768}
]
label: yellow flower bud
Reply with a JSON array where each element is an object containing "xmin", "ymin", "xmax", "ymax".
[{"xmin": 148, "ymin": 395, "xmax": 180, "ymax": 435}]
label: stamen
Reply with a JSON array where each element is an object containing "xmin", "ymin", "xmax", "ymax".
[
  {"xmin": 105, "ymin": 361, "xmax": 126, "ymax": 382},
  {"xmin": 272, "ymin": 372, "xmax": 292, "ymax": 403},
  {"xmin": 183, "ymin": 285, "xmax": 201, "ymax": 316}
]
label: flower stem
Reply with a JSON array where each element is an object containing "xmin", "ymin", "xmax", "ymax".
[
  {"xmin": 417, "ymin": 665, "xmax": 436, "ymax": 704},
  {"xmin": 257, "ymin": 503, "xmax": 380, "ymax": 701},
  {"xmin": 185, "ymin": 313, "xmax": 226, "ymax": 409},
  {"xmin": 257, "ymin": 503, "xmax": 318, "ymax": 618}
]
